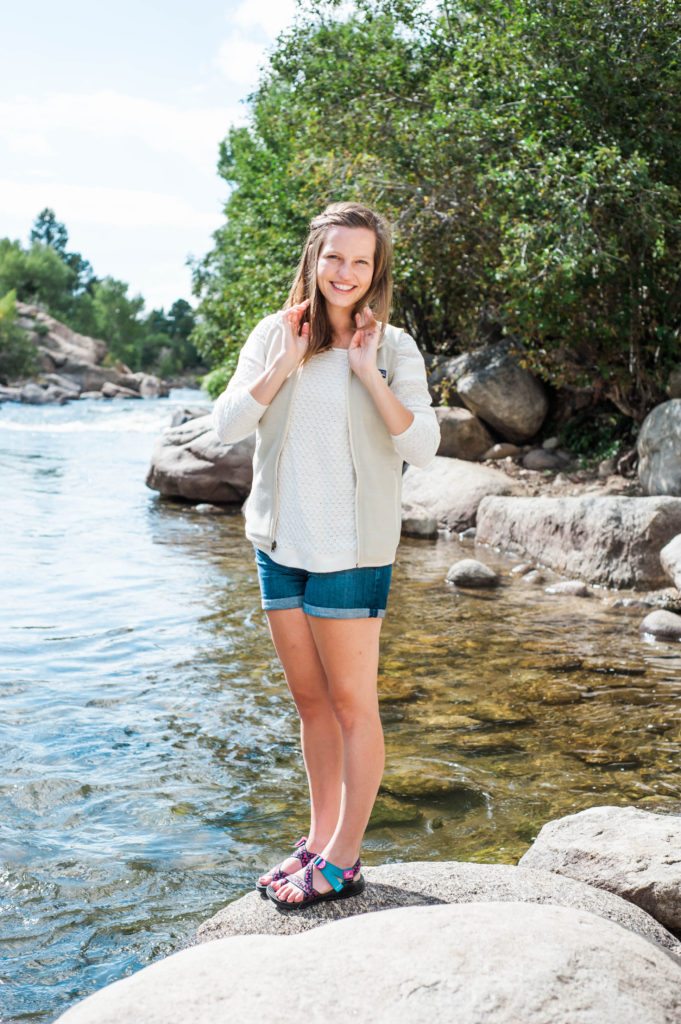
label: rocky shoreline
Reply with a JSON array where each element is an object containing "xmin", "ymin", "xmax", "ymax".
[
  {"xmin": 52, "ymin": 804, "xmax": 681, "ymax": 1023},
  {"xmin": 0, "ymin": 302, "xmax": 172, "ymax": 403}
]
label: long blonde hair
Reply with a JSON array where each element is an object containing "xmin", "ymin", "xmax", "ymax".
[{"xmin": 285, "ymin": 202, "xmax": 393, "ymax": 366}]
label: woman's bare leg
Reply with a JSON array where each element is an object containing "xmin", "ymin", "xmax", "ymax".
[
  {"xmin": 273, "ymin": 614, "xmax": 384, "ymax": 903},
  {"xmin": 257, "ymin": 606, "xmax": 344, "ymax": 887}
]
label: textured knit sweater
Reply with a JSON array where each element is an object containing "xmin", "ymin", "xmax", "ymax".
[{"xmin": 212, "ymin": 316, "xmax": 441, "ymax": 572}]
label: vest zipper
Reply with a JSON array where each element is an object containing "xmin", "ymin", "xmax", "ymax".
[
  {"xmin": 346, "ymin": 362, "xmax": 360, "ymax": 567},
  {"xmin": 270, "ymin": 365, "xmax": 300, "ymax": 552}
]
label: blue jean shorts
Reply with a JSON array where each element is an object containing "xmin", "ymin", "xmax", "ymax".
[{"xmin": 253, "ymin": 546, "xmax": 393, "ymax": 619}]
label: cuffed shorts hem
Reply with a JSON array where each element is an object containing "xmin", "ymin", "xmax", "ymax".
[
  {"xmin": 302, "ymin": 602, "xmax": 387, "ymax": 620},
  {"xmin": 261, "ymin": 595, "xmax": 304, "ymax": 610}
]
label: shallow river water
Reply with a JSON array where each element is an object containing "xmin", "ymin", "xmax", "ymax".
[{"xmin": 1, "ymin": 391, "xmax": 680, "ymax": 1023}]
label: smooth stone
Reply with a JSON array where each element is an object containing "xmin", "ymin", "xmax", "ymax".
[
  {"xmin": 519, "ymin": 804, "xmax": 681, "ymax": 932},
  {"xmin": 434, "ymin": 406, "xmax": 495, "ymax": 460},
  {"xmin": 476, "ymin": 494, "xmax": 681, "ymax": 589},
  {"xmin": 446, "ymin": 558, "xmax": 500, "ymax": 588},
  {"xmin": 639, "ymin": 609, "xmax": 681, "ymax": 640},
  {"xmin": 545, "ymin": 580, "xmax": 593, "ymax": 597},
  {"xmin": 482, "ymin": 442, "xmax": 522, "ymax": 460},
  {"xmin": 660, "ymin": 534, "xmax": 681, "ymax": 589},
  {"xmin": 637, "ymin": 399, "xmax": 681, "ymax": 495},
  {"xmin": 146, "ymin": 415, "xmax": 255, "ymax": 503},
  {"xmin": 401, "ymin": 456, "xmax": 526, "ymax": 532},
  {"xmin": 51, "ymin": 901, "xmax": 681, "ymax": 1024},
  {"xmin": 522, "ymin": 448, "xmax": 568, "ymax": 470},
  {"xmin": 401, "ymin": 505, "xmax": 439, "ymax": 538}
]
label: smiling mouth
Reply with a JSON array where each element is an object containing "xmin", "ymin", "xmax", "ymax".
[{"xmin": 331, "ymin": 282, "xmax": 356, "ymax": 292}]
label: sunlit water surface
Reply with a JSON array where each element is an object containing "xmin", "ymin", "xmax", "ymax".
[{"xmin": 1, "ymin": 392, "xmax": 680, "ymax": 1023}]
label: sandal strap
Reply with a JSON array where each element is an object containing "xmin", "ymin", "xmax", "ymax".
[
  {"xmin": 287, "ymin": 861, "xmax": 318, "ymax": 899},
  {"xmin": 293, "ymin": 836, "xmax": 315, "ymax": 867},
  {"xmin": 312, "ymin": 854, "xmax": 360, "ymax": 893},
  {"xmin": 266, "ymin": 837, "xmax": 315, "ymax": 882}
]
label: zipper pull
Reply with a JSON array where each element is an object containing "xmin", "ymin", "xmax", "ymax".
[{"xmin": 271, "ymin": 540, "xmax": 277, "ymax": 551}]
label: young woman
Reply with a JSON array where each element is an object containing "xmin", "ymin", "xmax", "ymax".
[{"xmin": 212, "ymin": 202, "xmax": 440, "ymax": 910}]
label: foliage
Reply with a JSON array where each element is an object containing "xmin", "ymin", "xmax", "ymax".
[
  {"xmin": 192, "ymin": 0, "xmax": 681, "ymax": 425},
  {"xmin": 1, "ymin": 210, "xmax": 203, "ymax": 376},
  {"xmin": 0, "ymin": 290, "xmax": 40, "ymax": 383}
]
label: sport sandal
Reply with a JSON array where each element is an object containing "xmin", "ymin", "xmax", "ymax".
[
  {"xmin": 266, "ymin": 852, "xmax": 365, "ymax": 910},
  {"xmin": 255, "ymin": 835, "xmax": 316, "ymax": 896}
]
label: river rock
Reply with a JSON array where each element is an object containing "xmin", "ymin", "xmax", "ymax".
[
  {"xmin": 637, "ymin": 399, "xmax": 681, "ymax": 495},
  {"xmin": 439, "ymin": 339, "xmax": 549, "ymax": 443},
  {"xmin": 434, "ymin": 406, "xmax": 494, "ymax": 460},
  {"xmin": 522, "ymin": 448, "xmax": 571, "ymax": 471},
  {"xmin": 482, "ymin": 442, "xmax": 522, "ymax": 460},
  {"xmin": 639, "ymin": 609, "xmax": 681, "ymax": 640},
  {"xmin": 44, "ymin": 372, "xmax": 81, "ymax": 395},
  {"xmin": 401, "ymin": 456, "xmax": 525, "ymax": 532},
  {"xmin": 544, "ymin": 580, "xmax": 593, "ymax": 597},
  {"xmin": 145, "ymin": 414, "xmax": 255, "ymax": 502},
  {"xmin": 52, "ymin": 899, "xmax": 681, "ymax": 1024},
  {"xmin": 401, "ymin": 505, "xmax": 438, "ymax": 537},
  {"xmin": 446, "ymin": 558, "xmax": 499, "ymax": 588},
  {"xmin": 101, "ymin": 381, "xmax": 141, "ymax": 399},
  {"xmin": 476, "ymin": 494, "xmax": 681, "ymax": 589},
  {"xmin": 519, "ymin": 805, "xmax": 681, "ymax": 933},
  {"xmin": 660, "ymin": 534, "xmax": 681, "ymax": 589},
  {"xmin": 19, "ymin": 382, "xmax": 51, "ymax": 404}
]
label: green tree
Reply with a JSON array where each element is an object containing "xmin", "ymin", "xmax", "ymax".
[
  {"xmin": 0, "ymin": 289, "xmax": 39, "ymax": 383},
  {"xmin": 193, "ymin": 0, "xmax": 681, "ymax": 422}
]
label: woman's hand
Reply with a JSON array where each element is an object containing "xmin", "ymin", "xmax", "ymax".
[
  {"xmin": 348, "ymin": 305, "xmax": 380, "ymax": 382},
  {"xmin": 279, "ymin": 299, "xmax": 311, "ymax": 370}
]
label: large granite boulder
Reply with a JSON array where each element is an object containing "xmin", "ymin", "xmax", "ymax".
[
  {"xmin": 432, "ymin": 340, "xmax": 548, "ymax": 443},
  {"xmin": 475, "ymin": 494, "xmax": 681, "ymax": 589},
  {"xmin": 637, "ymin": 399, "xmax": 681, "ymax": 496},
  {"xmin": 434, "ymin": 406, "xmax": 495, "ymax": 460},
  {"xmin": 145, "ymin": 415, "xmax": 254, "ymax": 503},
  {"xmin": 660, "ymin": 534, "xmax": 681, "ymax": 590},
  {"xmin": 52, "ymin": 901, "xmax": 681, "ymax": 1024},
  {"xmin": 196, "ymin": 860, "xmax": 681, "ymax": 960},
  {"xmin": 519, "ymin": 805, "xmax": 681, "ymax": 934},
  {"xmin": 401, "ymin": 456, "xmax": 526, "ymax": 532}
]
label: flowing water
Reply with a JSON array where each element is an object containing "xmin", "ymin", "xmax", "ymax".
[{"xmin": 1, "ymin": 392, "xmax": 680, "ymax": 1023}]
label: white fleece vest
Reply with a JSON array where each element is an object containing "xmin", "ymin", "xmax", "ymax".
[{"xmin": 244, "ymin": 317, "xmax": 406, "ymax": 567}]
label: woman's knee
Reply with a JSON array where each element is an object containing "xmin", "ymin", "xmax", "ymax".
[
  {"xmin": 286, "ymin": 673, "xmax": 335, "ymax": 718},
  {"xmin": 329, "ymin": 691, "xmax": 381, "ymax": 732}
]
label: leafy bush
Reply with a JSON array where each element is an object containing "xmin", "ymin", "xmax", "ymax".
[
  {"xmin": 0, "ymin": 290, "xmax": 40, "ymax": 383},
  {"xmin": 192, "ymin": 0, "xmax": 681, "ymax": 425}
]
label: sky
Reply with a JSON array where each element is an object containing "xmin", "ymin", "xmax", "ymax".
[{"xmin": 0, "ymin": 0, "xmax": 299, "ymax": 314}]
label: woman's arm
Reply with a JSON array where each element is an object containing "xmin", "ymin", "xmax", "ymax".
[
  {"xmin": 362, "ymin": 331, "xmax": 441, "ymax": 469},
  {"xmin": 211, "ymin": 314, "xmax": 297, "ymax": 444}
]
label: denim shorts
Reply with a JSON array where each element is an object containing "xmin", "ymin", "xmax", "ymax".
[{"xmin": 253, "ymin": 546, "xmax": 393, "ymax": 619}]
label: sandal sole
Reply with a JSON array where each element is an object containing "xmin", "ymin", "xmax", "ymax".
[{"xmin": 265, "ymin": 876, "xmax": 365, "ymax": 911}]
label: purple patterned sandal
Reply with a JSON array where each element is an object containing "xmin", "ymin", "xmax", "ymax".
[
  {"xmin": 266, "ymin": 853, "xmax": 365, "ymax": 911},
  {"xmin": 255, "ymin": 836, "xmax": 316, "ymax": 897}
]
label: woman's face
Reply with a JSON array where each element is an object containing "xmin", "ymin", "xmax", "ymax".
[{"xmin": 316, "ymin": 225, "xmax": 376, "ymax": 313}]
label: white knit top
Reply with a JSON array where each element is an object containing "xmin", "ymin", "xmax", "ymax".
[{"xmin": 212, "ymin": 314, "xmax": 441, "ymax": 572}]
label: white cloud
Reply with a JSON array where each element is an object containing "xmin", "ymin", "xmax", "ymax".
[
  {"xmin": 0, "ymin": 91, "xmax": 245, "ymax": 171},
  {"xmin": 214, "ymin": 0, "xmax": 298, "ymax": 86},
  {"xmin": 214, "ymin": 33, "xmax": 273, "ymax": 86},
  {"xmin": 231, "ymin": 0, "xmax": 297, "ymax": 35},
  {"xmin": 0, "ymin": 179, "xmax": 218, "ymax": 230}
]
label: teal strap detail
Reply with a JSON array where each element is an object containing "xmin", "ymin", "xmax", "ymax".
[{"xmin": 312, "ymin": 855, "xmax": 349, "ymax": 893}]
